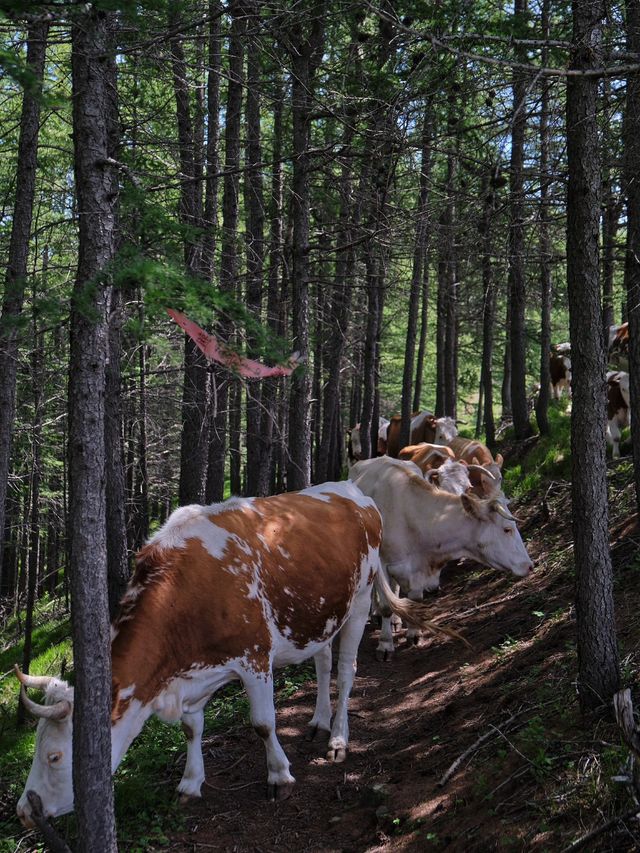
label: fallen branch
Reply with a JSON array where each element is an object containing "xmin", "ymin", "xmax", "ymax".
[
  {"xmin": 437, "ymin": 711, "xmax": 520, "ymax": 787},
  {"xmin": 26, "ymin": 791, "xmax": 72, "ymax": 853},
  {"xmin": 560, "ymin": 808, "xmax": 639, "ymax": 852}
]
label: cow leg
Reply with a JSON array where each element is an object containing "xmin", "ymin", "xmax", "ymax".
[
  {"xmin": 608, "ymin": 420, "xmax": 621, "ymax": 458},
  {"xmin": 406, "ymin": 586, "xmax": 427, "ymax": 646},
  {"xmin": 327, "ymin": 595, "xmax": 369, "ymax": 763},
  {"xmin": 306, "ymin": 643, "xmax": 333, "ymax": 740},
  {"xmin": 376, "ymin": 613, "xmax": 395, "ymax": 661},
  {"xmin": 178, "ymin": 710, "xmax": 206, "ymax": 800},
  {"xmin": 241, "ymin": 669, "xmax": 295, "ymax": 800}
]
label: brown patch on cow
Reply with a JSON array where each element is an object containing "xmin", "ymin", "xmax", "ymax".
[
  {"xmin": 182, "ymin": 721, "xmax": 194, "ymax": 741},
  {"xmin": 607, "ymin": 374, "xmax": 628, "ymax": 420},
  {"xmin": 254, "ymin": 724, "xmax": 270, "ymax": 740},
  {"xmin": 211, "ymin": 493, "xmax": 381, "ymax": 648},
  {"xmin": 386, "ymin": 412, "xmax": 438, "ymax": 458},
  {"xmin": 449, "ymin": 436, "xmax": 494, "ymax": 466},
  {"xmin": 549, "ymin": 352, "xmax": 570, "ymax": 388},
  {"xmin": 110, "ymin": 491, "xmax": 381, "ymax": 713},
  {"xmin": 610, "ymin": 322, "xmax": 629, "ymax": 361}
]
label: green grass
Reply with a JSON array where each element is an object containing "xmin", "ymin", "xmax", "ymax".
[{"xmin": 502, "ymin": 400, "xmax": 572, "ymax": 498}]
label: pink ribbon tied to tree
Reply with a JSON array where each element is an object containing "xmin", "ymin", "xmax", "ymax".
[{"xmin": 167, "ymin": 309, "xmax": 303, "ymax": 379}]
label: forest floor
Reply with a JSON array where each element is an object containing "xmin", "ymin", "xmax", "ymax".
[{"xmin": 163, "ymin": 456, "xmax": 640, "ymax": 853}]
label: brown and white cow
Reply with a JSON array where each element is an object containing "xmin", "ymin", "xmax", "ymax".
[
  {"xmin": 398, "ymin": 443, "xmax": 485, "ymax": 495},
  {"xmin": 346, "ymin": 417, "xmax": 390, "ymax": 467},
  {"xmin": 549, "ymin": 350, "xmax": 572, "ymax": 400},
  {"xmin": 349, "ymin": 457, "xmax": 533, "ymax": 658},
  {"xmin": 385, "ymin": 411, "xmax": 458, "ymax": 458},
  {"xmin": 607, "ymin": 370, "xmax": 631, "ymax": 458},
  {"xmin": 447, "ymin": 436, "xmax": 505, "ymax": 501},
  {"xmin": 609, "ymin": 322, "xmax": 629, "ymax": 371},
  {"xmin": 16, "ymin": 481, "xmax": 454, "ymax": 826}
]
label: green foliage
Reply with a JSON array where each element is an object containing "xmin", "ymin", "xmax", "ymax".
[{"xmin": 503, "ymin": 401, "xmax": 572, "ymax": 498}]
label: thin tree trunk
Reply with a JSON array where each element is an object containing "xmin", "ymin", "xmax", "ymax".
[
  {"xmin": 170, "ymin": 9, "xmax": 209, "ymax": 505},
  {"xmin": 0, "ymin": 19, "xmax": 48, "ymax": 591},
  {"xmin": 244, "ymin": 5, "xmax": 265, "ymax": 496},
  {"xmin": 256, "ymin": 78, "xmax": 284, "ymax": 497},
  {"xmin": 567, "ymin": 0, "xmax": 620, "ymax": 711},
  {"xmin": 602, "ymin": 78, "xmax": 619, "ymax": 336},
  {"xmin": 17, "ymin": 319, "xmax": 43, "ymax": 726},
  {"xmin": 480, "ymin": 169, "xmax": 498, "ymax": 449},
  {"xmin": 69, "ymin": 7, "xmax": 118, "ymax": 847},
  {"xmin": 536, "ymin": 2, "xmax": 553, "ymax": 437},
  {"xmin": 625, "ymin": 0, "xmax": 640, "ymax": 520},
  {"xmin": 207, "ymin": 3, "xmax": 245, "ymax": 502},
  {"xmin": 401, "ymin": 106, "xmax": 431, "ymax": 448},
  {"xmin": 286, "ymin": 6, "xmax": 325, "ymax": 490},
  {"xmin": 509, "ymin": 0, "xmax": 532, "ymax": 440}
]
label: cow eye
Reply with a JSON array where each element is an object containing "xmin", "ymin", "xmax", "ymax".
[
  {"xmin": 47, "ymin": 751, "xmax": 62, "ymax": 765},
  {"xmin": 503, "ymin": 527, "xmax": 513, "ymax": 535}
]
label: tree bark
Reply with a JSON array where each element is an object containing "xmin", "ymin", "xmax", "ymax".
[
  {"xmin": 535, "ymin": 1, "xmax": 553, "ymax": 437},
  {"xmin": 286, "ymin": 4, "xmax": 325, "ymax": 490},
  {"xmin": 625, "ymin": 0, "xmax": 640, "ymax": 519},
  {"xmin": 480, "ymin": 169, "xmax": 498, "ymax": 449},
  {"xmin": 0, "ymin": 19, "xmax": 48, "ymax": 591},
  {"xmin": 69, "ymin": 7, "xmax": 119, "ymax": 848},
  {"xmin": 207, "ymin": 3, "xmax": 245, "ymax": 501},
  {"xmin": 567, "ymin": 0, "xmax": 620, "ymax": 711},
  {"xmin": 170, "ymin": 9, "xmax": 209, "ymax": 505},
  {"xmin": 509, "ymin": 0, "xmax": 533, "ymax": 439},
  {"xmin": 244, "ymin": 5, "xmax": 265, "ymax": 496},
  {"xmin": 401, "ymin": 106, "xmax": 432, "ymax": 448}
]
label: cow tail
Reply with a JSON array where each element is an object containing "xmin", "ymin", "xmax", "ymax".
[{"xmin": 372, "ymin": 564, "xmax": 470, "ymax": 647}]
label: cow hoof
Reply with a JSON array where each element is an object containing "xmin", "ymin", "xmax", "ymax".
[
  {"xmin": 178, "ymin": 793, "xmax": 195, "ymax": 805},
  {"xmin": 375, "ymin": 648, "xmax": 394, "ymax": 662},
  {"xmin": 267, "ymin": 781, "xmax": 294, "ymax": 802},
  {"xmin": 326, "ymin": 746, "xmax": 347, "ymax": 764}
]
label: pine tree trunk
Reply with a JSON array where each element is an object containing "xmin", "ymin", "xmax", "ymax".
[
  {"xmin": 69, "ymin": 7, "xmax": 119, "ymax": 848},
  {"xmin": 0, "ymin": 19, "xmax": 48, "ymax": 590},
  {"xmin": 207, "ymin": 3, "xmax": 245, "ymax": 501},
  {"xmin": 535, "ymin": 4, "xmax": 552, "ymax": 437},
  {"xmin": 401, "ymin": 106, "xmax": 431, "ymax": 448},
  {"xmin": 567, "ymin": 0, "xmax": 620, "ymax": 711},
  {"xmin": 625, "ymin": 0, "xmax": 640, "ymax": 520},
  {"xmin": 256, "ymin": 79, "xmax": 284, "ymax": 497},
  {"xmin": 480, "ymin": 170, "xmax": 498, "ymax": 449},
  {"xmin": 509, "ymin": 0, "xmax": 532, "ymax": 440},
  {"xmin": 602, "ymin": 79, "xmax": 619, "ymax": 335},
  {"xmin": 244, "ymin": 6, "xmax": 265, "ymax": 496},
  {"xmin": 287, "ymin": 13, "xmax": 326, "ymax": 489},
  {"xmin": 170, "ymin": 9, "xmax": 209, "ymax": 505}
]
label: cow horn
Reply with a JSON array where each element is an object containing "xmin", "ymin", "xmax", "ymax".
[
  {"xmin": 490, "ymin": 500, "xmax": 518, "ymax": 522},
  {"xmin": 19, "ymin": 685, "xmax": 71, "ymax": 720},
  {"xmin": 14, "ymin": 665, "xmax": 54, "ymax": 690},
  {"xmin": 467, "ymin": 464, "xmax": 496, "ymax": 480}
]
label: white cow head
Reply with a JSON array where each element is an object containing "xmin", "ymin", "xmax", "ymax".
[
  {"xmin": 433, "ymin": 416, "xmax": 458, "ymax": 445},
  {"xmin": 460, "ymin": 495, "xmax": 533, "ymax": 577},
  {"xmin": 425, "ymin": 458, "xmax": 471, "ymax": 495},
  {"xmin": 15, "ymin": 668, "xmax": 75, "ymax": 827}
]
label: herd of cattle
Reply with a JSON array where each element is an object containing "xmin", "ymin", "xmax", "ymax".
[
  {"xmin": 17, "ymin": 322, "xmax": 630, "ymax": 829},
  {"xmin": 14, "ymin": 403, "xmax": 535, "ymax": 827}
]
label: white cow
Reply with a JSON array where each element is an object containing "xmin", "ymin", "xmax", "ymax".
[{"xmin": 349, "ymin": 457, "xmax": 533, "ymax": 658}]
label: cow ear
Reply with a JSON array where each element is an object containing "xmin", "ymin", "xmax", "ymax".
[
  {"xmin": 459, "ymin": 458, "xmax": 469, "ymax": 466},
  {"xmin": 471, "ymin": 455, "xmax": 480, "ymax": 465},
  {"xmin": 495, "ymin": 453, "xmax": 504, "ymax": 468},
  {"xmin": 461, "ymin": 493, "xmax": 482, "ymax": 518},
  {"xmin": 426, "ymin": 469, "xmax": 440, "ymax": 487}
]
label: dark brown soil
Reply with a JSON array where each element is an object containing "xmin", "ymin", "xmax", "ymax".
[{"xmin": 165, "ymin": 483, "xmax": 640, "ymax": 853}]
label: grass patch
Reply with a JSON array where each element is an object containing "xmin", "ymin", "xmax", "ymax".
[{"xmin": 502, "ymin": 401, "xmax": 572, "ymax": 498}]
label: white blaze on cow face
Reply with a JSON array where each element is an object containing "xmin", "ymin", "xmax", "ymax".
[{"xmin": 432, "ymin": 416, "xmax": 458, "ymax": 445}]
